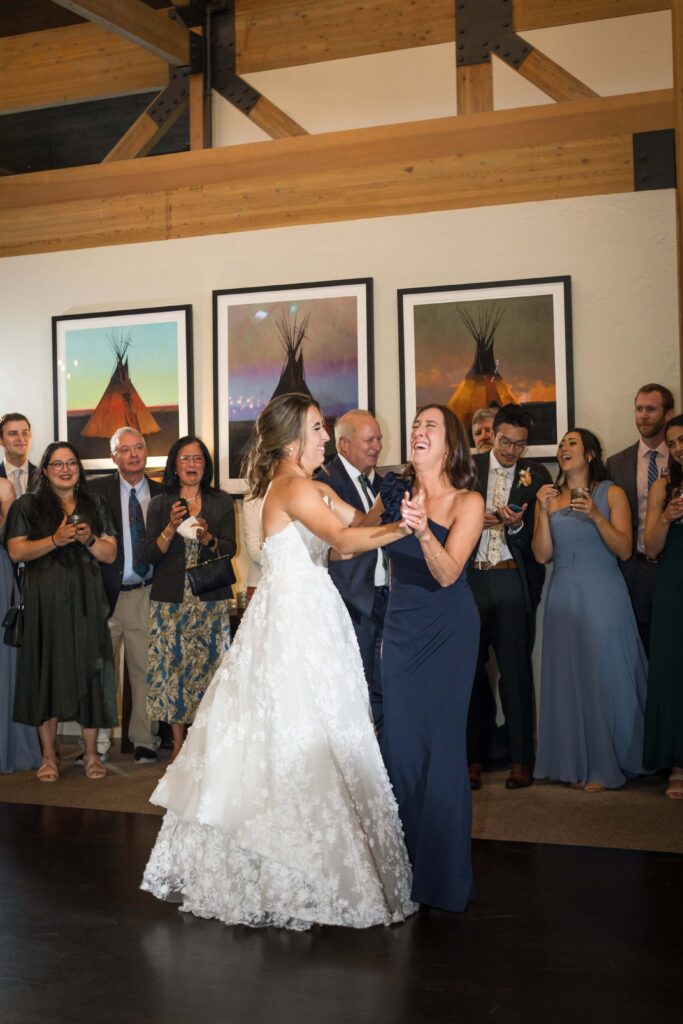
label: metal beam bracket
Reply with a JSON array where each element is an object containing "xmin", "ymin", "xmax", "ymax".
[
  {"xmin": 633, "ymin": 129, "xmax": 676, "ymax": 191},
  {"xmin": 210, "ymin": 2, "xmax": 261, "ymax": 115},
  {"xmin": 147, "ymin": 69, "xmax": 190, "ymax": 128},
  {"xmin": 455, "ymin": 0, "xmax": 532, "ymax": 70}
]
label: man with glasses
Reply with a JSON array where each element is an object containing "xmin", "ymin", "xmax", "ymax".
[
  {"xmin": 90, "ymin": 428, "xmax": 162, "ymax": 762},
  {"xmin": 467, "ymin": 405, "xmax": 551, "ymax": 791},
  {"xmin": 0, "ymin": 413, "xmax": 35, "ymax": 496}
]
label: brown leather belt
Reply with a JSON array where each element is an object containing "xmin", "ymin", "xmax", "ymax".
[
  {"xmin": 636, "ymin": 553, "xmax": 659, "ymax": 565},
  {"xmin": 472, "ymin": 559, "xmax": 518, "ymax": 571}
]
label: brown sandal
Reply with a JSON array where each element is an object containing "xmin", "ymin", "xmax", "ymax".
[
  {"xmin": 84, "ymin": 755, "xmax": 107, "ymax": 780},
  {"xmin": 36, "ymin": 758, "xmax": 59, "ymax": 783},
  {"xmin": 665, "ymin": 769, "xmax": 683, "ymax": 800}
]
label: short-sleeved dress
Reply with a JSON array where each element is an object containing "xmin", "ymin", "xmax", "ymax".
[{"xmin": 5, "ymin": 493, "xmax": 118, "ymax": 729}]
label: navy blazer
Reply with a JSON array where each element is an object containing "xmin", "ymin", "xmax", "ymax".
[
  {"xmin": 89, "ymin": 471, "xmax": 163, "ymax": 615},
  {"xmin": 605, "ymin": 442, "xmax": 670, "ymax": 565},
  {"xmin": 470, "ymin": 453, "xmax": 551, "ymax": 614},
  {"xmin": 318, "ymin": 455, "xmax": 382, "ymax": 621},
  {"xmin": 0, "ymin": 460, "xmax": 37, "ymax": 489}
]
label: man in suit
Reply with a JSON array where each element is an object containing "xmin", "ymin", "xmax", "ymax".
[
  {"xmin": 321, "ymin": 409, "xmax": 387, "ymax": 734},
  {"xmin": 471, "ymin": 407, "xmax": 496, "ymax": 453},
  {"xmin": 606, "ymin": 383, "xmax": 674, "ymax": 652},
  {"xmin": 90, "ymin": 427, "xmax": 162, "ymax": 762},
  {"xmin": 467, "ymin": 405, "xmax": 551, "ymax": 790},
  {"xmin": 0, "ymin": 412, "xmax": 36, "ymax": 495}
]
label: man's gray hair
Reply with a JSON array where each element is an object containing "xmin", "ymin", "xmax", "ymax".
[
  {"xmin": 334, "ymin": 409, "xmax": 375, "ymax": 446},
  {"xmin": 110, "ymin": 426, "xmax": 146, "ymax": 453},
  {"xmin": 471, "ymin": 407, "xmax": 496, "ymax": 428}
]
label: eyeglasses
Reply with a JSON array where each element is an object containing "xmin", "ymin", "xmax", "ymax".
[
  {"xmin": 48, "ymin": 459, "xmax": 78, "ymax": 470},
  {"xmin": 495, "ymin": 434, "xmax": 527, "ymax": 452},
  {"xmin": 178, "ymin": 455, "xmax": 205, "ymax": 464},
  {"xmin": 115, "ymin": 444, "xmax": 146, "ymax": 456}
]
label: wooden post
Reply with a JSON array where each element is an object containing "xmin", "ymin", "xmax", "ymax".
[
  {"xmin": 672, "ymin": 0, "xmax": 683, "ymax": 400},
  {"xmin": 456, "ymin": 63, "xmax": 494, "ymax": 115}
]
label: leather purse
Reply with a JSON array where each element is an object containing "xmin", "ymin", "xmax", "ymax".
[
  {"xmin": 186, "ymin": 553, "xmax": 236, "ymax": 598},
  {"xmin": 2, "ymin": 572, "xmax": 24, "ymax": 647}
]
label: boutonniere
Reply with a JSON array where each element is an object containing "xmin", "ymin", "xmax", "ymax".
[{"xmin": 517, "ymin": 467, "xmax": 532, "ymax": 488}]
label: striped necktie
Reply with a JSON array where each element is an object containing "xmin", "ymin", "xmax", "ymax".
[
  {"xmin": 129, "ymin": 487, "xmax": 149, "ymax": 578},
  {"xmin": 646, "ymin": 450, "xmax": 659, "ymax": 493},
  {"xmin": 358, "ymin": 473, "xmax": 388, "ymax": 577}
]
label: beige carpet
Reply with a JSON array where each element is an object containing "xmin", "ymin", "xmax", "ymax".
[{"xmin": 0, "ymin": 751, "xmax": 681, "ymax": 854}]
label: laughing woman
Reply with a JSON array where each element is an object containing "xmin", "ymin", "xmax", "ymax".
[
  {"xmin": 643, "ymin": 414, "xmax": 683, "ymax": 799},
  {"xmin": 5, "ymin": 443, "xmax": 117, "ymax": 781},
  {"xmin": 532, "ymin": 429, "xmax": 648, "ymax": 792}
]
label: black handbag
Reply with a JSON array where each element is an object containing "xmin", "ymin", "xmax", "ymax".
[
  {"xmin": 2, "ymin": 571, "xmax": 24, "ymax": 648},
  {"xmin": 186, "ymin": 553, "xmax": 236, "ymax": 598}
]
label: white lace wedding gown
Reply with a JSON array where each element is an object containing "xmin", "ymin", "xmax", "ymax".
[{"xmin": 141, "ymin": 519, "xmax": 417, "ymax": 930}]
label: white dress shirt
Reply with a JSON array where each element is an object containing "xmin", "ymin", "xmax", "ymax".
[
  {"xmin": 338, "ymin": 454, "xmax": 387, "ymax": 587},
  {"xmin": 119, "ymin": 475, "xmax": 153, "ymax": 585},
  {"xmin": 6, "ymin": 463, "xmax": 29, "ymax": 497},
  {"xmin": 636, "ymin": 439, "xmax": 669, "ymax": 554},
  {"xmin": 475, "ymin": 451, "xmax": 515, "ymax": 564}
]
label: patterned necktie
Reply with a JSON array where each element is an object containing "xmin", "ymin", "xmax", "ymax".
[
  {"xmin": 646, "ymin": 450, "xmax": 659, "ymax": 493},
  {"xmin": 358, "ymin": 473, "xmax": 389, "ymax": 577},
  {"xmin": 486, "ymin": 468, "xmax": 509, "ymax": 565},
  {"xmin": 12, "ymin": 468, "xmax": 23, "ymax": 497},
  {"xmin": 129, "ymin": 487, "xmax": 149, "ymax": 578}
]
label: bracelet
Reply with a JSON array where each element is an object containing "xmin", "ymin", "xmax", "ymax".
[
  {"xmin": 85, "ymin": 535, "xmax": 96, "ymax": 549},
  {"xmin": 51, "ymin": 533, "xmax": 58, "ymax": 549},
  {"xmin": 161, "ymin": 529, "xmax": 171, "ymax": 543}
]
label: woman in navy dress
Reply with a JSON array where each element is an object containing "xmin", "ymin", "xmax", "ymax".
[{"xmin": 379, "ymin": 405, "xmax": 484, "ymax": 912}]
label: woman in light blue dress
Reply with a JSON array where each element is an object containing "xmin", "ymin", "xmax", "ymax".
[
  {"xmin": 532, "ymin": 429, "xmax": 647, "ymax": 791},
  {"xmin": 0, "ymin": 476, "xmax": 41, "ymax": 774}
]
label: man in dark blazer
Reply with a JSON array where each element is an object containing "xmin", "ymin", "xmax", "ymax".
[
  {"xmin": 606, "ymin": 383, "xmax": 674, "ymax": 652},
  {"xmin": 319, "ymin": 410, "xmax": 387, "ymax": 734},
  {"xmin": 0, "ymin": 412, "xmax": 36, "ymax": 495},
  {"xmin": 467, "ymin": 405, "xmax": 551, "ymax": 790},
  {"xmin": 90, "ymin": 427, "xmax": 162, "ymax": 762}
]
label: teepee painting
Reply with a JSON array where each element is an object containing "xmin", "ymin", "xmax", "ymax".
[
  {"xmin": 214, "ymin": 279, "xmax": 373, "ymax": 490},
  {"xmin": 399, "ymin": 278, "xmax": 573, "ymax": 462},
  {"xmin": 81, "ymin": 330, "xmax": 161, "ymax": 438},
  {"xmin": 53, "ymin": 306, "xmax": 193, "ymax": 471}
]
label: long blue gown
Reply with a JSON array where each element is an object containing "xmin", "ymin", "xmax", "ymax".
[
  {"xmin": 380, "ymin": 477, "xmax": 479, "ymax": 912},
  {"xmin": 0, "ymin": 546, "xmax": 41, "ymax": 773},
  {"xmin": 535, "ymin": 480, "xmax": 648, "ymax": 788}
]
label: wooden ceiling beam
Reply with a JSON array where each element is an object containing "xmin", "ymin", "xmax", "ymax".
[
  {"xmin": 456, "ymin": 64, "xmax": 494, "ymax": 115},
  {"xmin": 516, "ymin": 48, "xmax": 600, "ymax": 102},
  {"xmin": 234, "ymin": 0, "xmax": 670, "ymax": 73},
  {"xmin": 0, "ymin": 90, "xmax": 672, "ymax": 256},
  {"xmin": 247, "ymin": 95, "xmax": 308, "ymax": 139},
  {"xmin": 103, "ymin": 80, "xmax": 188, "ymax": 160},
  {"xmin": 49, "ymin": 0, "xmax": 190, "ymax": 65},
  {"xmin": 0, "ymin": 23, "xmax": 167, "ymax": 114}
]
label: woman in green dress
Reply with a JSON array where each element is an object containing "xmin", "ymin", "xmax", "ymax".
[
  {"xmin": 145, "ymin": 436, "xmax": 236, "ymax": 762},
  {"xmin": 5, "ymin": 442, "xmax": 118, "ymax": 782},
  {"xmin": 643, "ymin": 414, "xmax": 683, "ymax": 799}
]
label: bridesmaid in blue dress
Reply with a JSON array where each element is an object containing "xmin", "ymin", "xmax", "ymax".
[
  {"xmin": 379, "ymin": 405, "xmax": 483, "ymax": 912},
  {"xmin": 0, "ymin": 476, "xmax": 41, "ymax": 774},
  {"xmin": 532, "ymin": 429, "xmax": 647, "ymax": 791}
]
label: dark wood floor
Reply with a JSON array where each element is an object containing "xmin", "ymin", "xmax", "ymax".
[{"xmin": 0, "ymin": 803, "xmax": 680, "ymax": 1024}]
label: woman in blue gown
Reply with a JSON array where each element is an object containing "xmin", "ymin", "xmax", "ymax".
[
  {"xmin": 379, "ymin": 405, "xmax": 483, "ymax": 912},
  {"xmin": 532, "ymin": 429, "xmax": 647, "ymax": 791},
  {"xmin": 0, "ymin": 476, "xmax": 41, "ymax": 774}
]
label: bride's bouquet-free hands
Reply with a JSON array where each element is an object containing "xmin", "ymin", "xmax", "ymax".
[{"xmin": 400, "ymin": 491, "xmax": 426, "ymax": 538}]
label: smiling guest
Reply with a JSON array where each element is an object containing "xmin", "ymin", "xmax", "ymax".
[
  {"xmin": 532, "ymin": 429, "xmax": 647, "ymax": 792},
  {"xmin": 145, "ymin": 436, "xmax": 236, "ymax": 762},
  {"xmin": 467, "ymin": 405, "xmax": 551, "ymax": 791},
  {"xmin": 5, "ymin": 442, "xmax": 118, "ymax": 782},
  {"xmin": 471, "ymin": 408, "xmax": 496, "ymax": 453},
  {"xmin": 0, "ymin": 412, "xmax": 35, "ymax": 496}
]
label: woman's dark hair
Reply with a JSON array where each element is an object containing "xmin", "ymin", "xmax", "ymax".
[
  {"xmin": 162, "ymin": 435, "xmax": 215, "ymax": 494},
  {"xmin": 404, "ymin": 404, "xmax": 476, "ymax": 490},
  {"xmin": 664, "ymin": 414, "xmax": 683, "ymax": 502},
  {"xmin": 554, "ymin": 428, "xmax": 608, "ymax": 491},
  {"xmin": 242, "ymin": 393, "xmax": 322, "ymax": 499},
  {"xmin": 28, "ymin": 441, "xmax": 103, "ymax": 537}
]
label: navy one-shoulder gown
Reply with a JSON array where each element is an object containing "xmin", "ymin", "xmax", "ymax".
[{"xmin": 380, "ymin": 480, "xmax": 479, "ymax": 912}]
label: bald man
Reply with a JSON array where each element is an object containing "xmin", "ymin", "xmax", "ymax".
[{"xmin": 320, "ymin": 410, "xmax": 387, "ymax": 733}]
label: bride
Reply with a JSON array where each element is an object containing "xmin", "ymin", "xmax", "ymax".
[{"xmin": 141, "ymin": 393, "xmax": 417, "ymax": 930}]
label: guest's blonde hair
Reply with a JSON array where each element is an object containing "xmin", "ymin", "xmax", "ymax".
[{"xmin": 242, "ymin": 393, "xmax": 322, "ymax": 498}]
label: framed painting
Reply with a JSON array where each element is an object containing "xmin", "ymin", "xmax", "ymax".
[
  {"xmin": 52, "ymin": 306, "xmax": 193, "ymax": 472},
  {"xmin": 214, "ymin": 278, "xmax": 374, "ymax": 491},
  {"xmin": 398, "ymin": 277, "xmax": 573, "ymax": 461}
]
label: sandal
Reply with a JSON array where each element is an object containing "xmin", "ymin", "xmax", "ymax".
[
  {"xmin": 583, "ymin": 782, "xmax": 606, "ymax": 794},
  {"xmin": 36, "ymin": 758, "xmax": 59, "ymax": 783},
  {"xmin": 665, "ymin": 768, "xmax": 683, "ymax": 800},
  {"xmin": 84, "ymin": 755, "xmax": 107, "ymax": 780}
]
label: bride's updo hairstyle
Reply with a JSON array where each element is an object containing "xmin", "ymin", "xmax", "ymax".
[
  {"xmin": 404, "ymin": 404, "xmax": 476, "ymax": 491},
  {"xmin": 243, "ymin": 392, "xmax": 323, "ymax": 498}
]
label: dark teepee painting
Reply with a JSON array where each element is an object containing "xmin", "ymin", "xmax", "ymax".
[{"xmin": 82, "ymin": 330, "xmax": 162, "ymax": 438}]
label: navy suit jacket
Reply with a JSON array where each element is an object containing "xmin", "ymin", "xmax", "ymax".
[
  {"xmin": 605, "ymin": 442, "xmax": 670, "ymax": 566},
  {"xmin": 90, "ymin": 471, "xmax": 162, "ymax": 615},
  {"xmin": 470, "ymin": 453, "xmax": 550, "ymax": 615},
  {"xmin": 318, "ymin": 455, "xmax": 382, "ymax": 621}
]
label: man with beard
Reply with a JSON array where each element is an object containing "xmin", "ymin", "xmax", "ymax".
[{"xmin": 606, "ymin": 383, "xmax": 674, "ymax": 652}]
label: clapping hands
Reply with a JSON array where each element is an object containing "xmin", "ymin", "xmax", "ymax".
[{"xmin": 400, "ymin": 491, "xmax": 427, "ymax": 539}]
